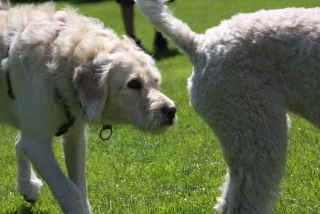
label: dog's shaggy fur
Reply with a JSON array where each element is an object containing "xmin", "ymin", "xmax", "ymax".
[
  {"xmin": 137, "ymin": 0, "xmax": 320, "ymax": 213},
  {"xmin": 0, "ymin": 2, "xmax": 176, "ymax": 214}
]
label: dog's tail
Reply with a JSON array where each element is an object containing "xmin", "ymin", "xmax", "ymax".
[
  {"xmin": 136, "ymin": 0, "xmax": 200, "ymax": 60},
  {"xmin": 0, "ymin": 0, "xmax": 10, "ymax": 10}
]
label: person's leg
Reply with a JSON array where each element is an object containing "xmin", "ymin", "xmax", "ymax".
[
  {"xmin": 117, "ymin": 0, "xmax": 145, "ymax": 48},
  {"xmin": 118, "ymin": 0, "xmax": 136, "ymax": 39},
  {"xmin": 152, "ymin": 0, "xmax": 176, "ymax": 53}
]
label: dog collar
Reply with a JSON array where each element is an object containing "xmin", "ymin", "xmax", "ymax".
[{"xmin": 99, "ymin": 124, "xmax": 113, "ymax": 141}]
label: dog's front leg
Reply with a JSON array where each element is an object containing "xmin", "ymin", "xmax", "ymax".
[
  {"xmin": 18, "ymin": 134, "xmax": 91, "ymax": 214},
  {"xmin": 16, "ymin": 135, "xmax": 43, "ymax": 203},
  {"xmin": 63, "ymin": 121, "xmax": 91, "ymax": 212}
]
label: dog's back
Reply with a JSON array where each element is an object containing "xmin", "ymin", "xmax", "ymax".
[
  {"xmin": 0, "ymin": 2, "xmax": 139, "ymax": 127},
  {"xmin": 0, "ymin": 4, "xmax": 57, "ymax": 124},
  {"xmin": 0, "ymin": 3, "xmax": 103, "ymax": 125}
]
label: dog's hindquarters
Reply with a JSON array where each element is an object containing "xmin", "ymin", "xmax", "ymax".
[
  {"xmin": 191, "ymin": 72, "xmax": 288, "ymax": 214},
  {"xmin": 136, "ymin": 0, "xmax": 199, "ymax": 60}
]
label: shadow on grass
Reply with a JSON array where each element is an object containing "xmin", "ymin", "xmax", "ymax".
[
  {"xmin": 5, "ymin": 204, "xmax": 49, "ymax": 214},
  {"xmin": 153, "ymin": 48, "xmax": 181, "ymax": 61}
]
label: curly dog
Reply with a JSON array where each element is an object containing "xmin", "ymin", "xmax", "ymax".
[
  {"xmin": 0, "ymin": 1, "xmax": 176, "ymax": 214},
  {"xmin": 137, "ymin": 0, "xmax": 320, "ymax": 213}
]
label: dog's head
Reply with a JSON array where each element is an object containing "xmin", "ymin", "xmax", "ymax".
[{"xmin": 72, "ymin": 38, "xmax": 176, "ymax": 132}]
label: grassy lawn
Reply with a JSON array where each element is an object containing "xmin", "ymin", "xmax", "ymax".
[{"xmin": 1, "ymin": 0, "xmax": 320, "ymax": 213}]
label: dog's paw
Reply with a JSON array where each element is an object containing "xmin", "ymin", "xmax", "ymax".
[{"xmin": 17, "ymin": 178, "xmax": 43, "ymax": 203}]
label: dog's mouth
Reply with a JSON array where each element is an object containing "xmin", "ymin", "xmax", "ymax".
[
  {"xmin": 100, "ymin": 105, "xmax": 177, "ymax": 133},
  {"xmin": 136, "ymin": 116, "xmax": 177, "ymax": 133},
  {"xmin": 144, "ymin": 105, "xmax": 177, "ymax": 132}
]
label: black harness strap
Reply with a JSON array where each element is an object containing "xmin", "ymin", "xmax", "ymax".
[
  {"xmin": 4, "ymin": 21, "xmax": 77, "ymax": 137},
  {"xmin": 5, "ymin": 69, "xmax": 15, "ymax": 99},
  {"xmin": 55, "ymin": 89, "xmax": 76, "ymax": 137},
  {"xmin": 5, "ymin": 71, "xmax": 74, "ymax": 136},
  {"xmin": 6, "ymin": 71, "xmax": 113, "ymax": 139}
]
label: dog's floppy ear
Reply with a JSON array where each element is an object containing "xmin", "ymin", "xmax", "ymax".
[{"xmin": 73, "ymin": 63, "xmax": 112, "ymax": 121}]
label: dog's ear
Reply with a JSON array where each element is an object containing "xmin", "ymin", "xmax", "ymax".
[{"xmin": 73, "ymin": 64, "xmax": 111, "ymax": 121}]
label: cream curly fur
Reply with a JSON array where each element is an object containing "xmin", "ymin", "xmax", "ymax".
[
  {"xmin": 0, "ymin": 2, "xmax": 175, "ymax": 214},
  {"xmin": 137, "ymin": 0, "xmax": 320, "ymax": 213}
]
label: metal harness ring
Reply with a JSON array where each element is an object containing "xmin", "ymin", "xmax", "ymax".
[{"xmin": 99, "ymin": 124, "xmax": 113, "ymax": 141}]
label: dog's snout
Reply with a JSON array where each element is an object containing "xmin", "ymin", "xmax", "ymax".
[{"xmin": 161, "ymin": 105, "xmax": 176, "ymax": 121}]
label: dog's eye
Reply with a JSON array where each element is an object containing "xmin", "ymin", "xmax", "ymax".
[{"xmin": 127, "ymin": 79, "xmax": 142, "ymax": 90}]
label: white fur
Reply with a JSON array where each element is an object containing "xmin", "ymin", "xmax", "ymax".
[
  {"xmin": 137, "ymin": 1, "xmax": 320, "ymax": 213},
  {"xmin": 0, "ymin": 2, "xmax": 175, "ymax": 214}
]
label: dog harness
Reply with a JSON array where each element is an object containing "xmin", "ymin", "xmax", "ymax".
[
  {"xmin": 6, "ymin": 73, "xmax": 114, "ymax": 140},
  {"xmin": 5, "ymin": 69, "xmax": 15, "ymax": 99},
  {"xmin": 6, "ymin": 73, "xmax": 112, "ymax": 139},
  {"xmin": 54, "ymin": 88, "xmax": 76, "ymax": 136},
  {"xmin": 5, "ymin": 72, "xmax": 76, "ymax": 137},
  {"xmin": 4, "ymin": 19, "xmax": 113, "ymax": 140}
]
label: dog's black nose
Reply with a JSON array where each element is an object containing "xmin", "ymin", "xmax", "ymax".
[{"xmin": 161, "ymin": 105, "xmax": 176, "ymax": 121}]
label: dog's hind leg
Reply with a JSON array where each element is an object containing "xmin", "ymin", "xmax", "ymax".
[
  {"xmin": 203, "ymin": 88, "xmax": 288, "ymax": 214},
  {"xmin": 17, "ymin": 134, "xmax": 91, "ymax": 214},
  {"xmin": 16, "ymin": 135, "xmax": 43, "ymax": 203},
  {"xmin": 63, "ymin": 121, "xmax": 91, "ymax": 212}
]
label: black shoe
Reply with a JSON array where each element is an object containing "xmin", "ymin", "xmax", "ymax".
[
  {"xmin": 153, "ymin": 31, "xmax": 169, "ymax": 53},
  {"xmin": 134, "ymin": 38, "xmax": 143, "ymax": 48}
]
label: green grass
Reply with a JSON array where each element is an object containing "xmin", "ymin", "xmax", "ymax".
[{"xmin": 1, "ymin": 0, "xmax": 320, "ymax": 213}]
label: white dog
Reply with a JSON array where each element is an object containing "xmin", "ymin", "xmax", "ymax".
[
  {"xmin": 137, "ymin": 0, "xmax": 320, "ymax": 213},
  {"xmin": 0, "ymin": 1, "xmax": 176, "ymax": 214}
]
